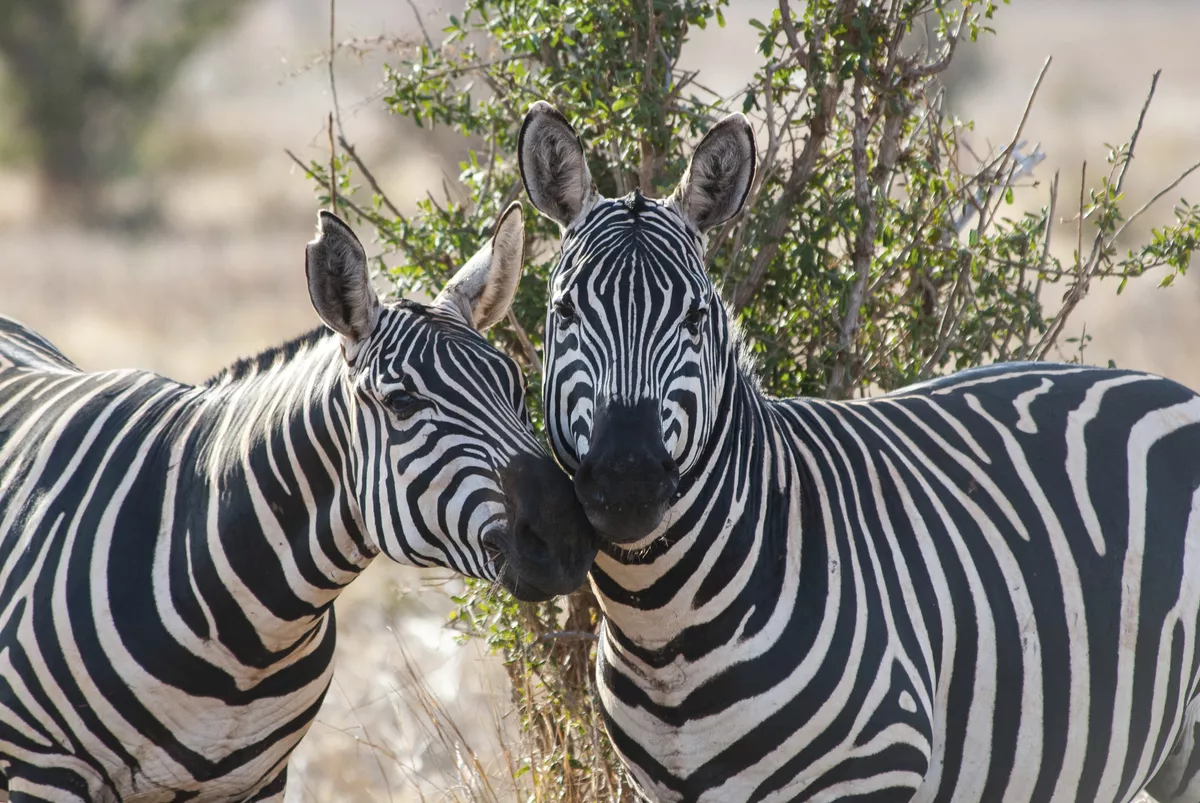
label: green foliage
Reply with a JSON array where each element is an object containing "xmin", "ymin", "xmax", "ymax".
[{"xmin": 301, "ymin": 0, "xmax": 1200, "ymax": 798}]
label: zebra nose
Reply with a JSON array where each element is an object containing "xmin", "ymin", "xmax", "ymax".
[
  {"xmin": 574, "ymin": 450, "xmax": 678, "ymax": 533},
  {"xmin": 574, "ymin": 398, "xmax": 679, "ymax": 542}
]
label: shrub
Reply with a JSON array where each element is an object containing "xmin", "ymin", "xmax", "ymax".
[{"xmin": 300, "ymin": 0, "xmax": 1200, "ymax": 798}]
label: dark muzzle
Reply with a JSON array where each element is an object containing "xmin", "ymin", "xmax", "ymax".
[
  {"xmin": 574, "ymin": 398, "xmax": 679, "ymax": 543},
  {"xmin": 495, "ymin": 452, "xmax": 598, "ymax": 601}
]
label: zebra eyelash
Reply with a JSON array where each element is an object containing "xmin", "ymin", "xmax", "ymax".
[
  {"xmin": 382, "ymin": 388, "xmax": 428, "ymax": 420},
  {"xmin": 682, "ymin": 299, "xmax": 710, "ymax": 335},
  {"xmin": 553, "ymin": 296, "xmax": 578, "ymax": 326}
]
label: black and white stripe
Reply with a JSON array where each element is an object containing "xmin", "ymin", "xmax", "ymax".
[
  {"xmin": 520, "ymin": 101, "xmax": 1200, "ymax": 803},
  {"xmin": 0, "ymin": 205, "xmax": 594, "ymax": 802}
]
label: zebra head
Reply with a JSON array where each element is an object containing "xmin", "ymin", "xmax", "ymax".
[
  {"xmin": 305, "ymin": 203, "xmax": 596, "ymax": 599},
  {"xmin": 519, "ymin": 102, "xmax": 756, "ymax": 544}
]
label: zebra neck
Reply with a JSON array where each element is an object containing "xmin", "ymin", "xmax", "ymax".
[
  {"xmin": 182, "ymin": 334, "xmax": 374, "ymax": 656},
  {"xmin": 592, "ymin": 365, "xmax": 802, "ymax": 654}
]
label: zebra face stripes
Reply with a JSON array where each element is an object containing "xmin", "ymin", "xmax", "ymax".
[
  {"xmin": 520, "ymin": 101, "xmax": 755, "ymax": 543},
  {"xmin": 303, "ymin": 204, "xmax": 594, "ymax": 598},
  {"xmin": 0, "ymin": 205, "xmax": 595, "ymax": 801},
  {"xmin": 521, "ymin": 101, "xmax": 1200, "ymax": 803}
]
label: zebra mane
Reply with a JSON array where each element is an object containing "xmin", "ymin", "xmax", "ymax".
[
  {"xmin": 200, "ymin": 299, "xmax": 460, "ymax": 387},
  {"xmin": 202, "ymin": 326, "xmax": 332, "ymax": 386}
]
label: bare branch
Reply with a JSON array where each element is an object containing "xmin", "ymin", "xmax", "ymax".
[
  {"xmin": 778, "ymin": 0, "xmax": 809, "ymax": 69},
  {"xmin": 970, "ymin": 56, "xmax": 1051, "ymax": 237},
  {"xmin": 729, "ymin": 83, "xmax": 842, "ymax": 311},
  {"xmin": 286, "ymin": 148, "xmax": 377, "ymax": 224},
  {"xmin": 1113, "ymin": 69, "xmax": 1161, "ymax": 197},
  {"xmin": 337, "ymin": 135, "xmax": 408, "ymax": 223},
  {"xmin": 827, "ymin": 80, "xmax": 879, "ymax": 399},
  {"xmin": 537, "ymin": 630, "xmax": 600, "ymax": 643},
  {"xmin": 1111, "ymin": 158, "xmax": 1200, "ymax": 244},
  {"xmin": 404, "ymin": 0, "xmax": 435, "ymax": 50},
  {"xmin": 327, "ymin": 113, "xmax": 337, "ymax": 213}
]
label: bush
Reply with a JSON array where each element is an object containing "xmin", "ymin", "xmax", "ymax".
[{"xmin": 300, "ymin": 0, "xmax": 1200, "ymax": 798}]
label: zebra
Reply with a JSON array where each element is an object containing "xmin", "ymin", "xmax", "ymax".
[
  {"xmin": 0, "ymin": 203, "xmax": 596, "ymax": 802},
  {"xmin": 518, "ymin": 99, "xmax": 1200, "ymax": 803}
]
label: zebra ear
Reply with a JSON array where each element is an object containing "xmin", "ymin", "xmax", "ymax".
[
  {"xmin": 433, "ymin": 202, "xmax": 524, "ymax": 332},
  {"xmin": 671, "ymin": 112, "xmax": 757, "ymax": 233},
  {"xmin": 519, "ymin": 101, "xmax": 597, "ymax": 228},
  {"xmin": 305, "ymin": 211, "xmax": 382, "ymax": 352}
]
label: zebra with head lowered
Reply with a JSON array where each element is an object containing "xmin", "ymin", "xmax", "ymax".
[
  {"xmin": 0, "ymin": 204, "xmax": 596, "ymax": 802},
  {"xmin": 519, "ymin": 100, "xmax": 1200, "ymax": 803}
]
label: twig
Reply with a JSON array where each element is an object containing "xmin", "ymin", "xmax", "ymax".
[
  {"xmin": 729, "ymin": 82, "xmax": 843, "ymax": 311},
  {"xmin": 406, "ymin": 54, "xmax": 535, "ymax": 85},
  {"xmin": 405, "ymin": 0, "xmax": 435, "ymax": 50},
  {"xmin": 537, "ymin": 630, "xmax": 600, "ymax": 642},
  {"xmin": 919, "ymin": 249, "xmax": 973, "ymax": 378},
  {"xmin": 777, "ymin": 0, "xmax": 809, "ymax": 69},
  {"xmin": 332, "ymin": 676, "xmax": 397, "ymax": 803},
  {"xmin": 973, "ymin": 56, "xmax": 1051, "ymax": 236},
  {"xmin": 1110, "ymin": 158, "xmax": 1200, "ymax": 244},
  {"xmin": 327, "ymin": 113, "xmax": 337, "ymax": 213},
  {"xmin": 905, "ymin": 6, "xmax": 966, "ymax": 80},
  {"xmin": 325, "ymin": 0, "xmax": 346, "ymax": 214},
  {"xmin": 506, "ymin": 310, "xmax": 543, "ymax": 376},
  {"xmin": 326, "ymin": 0, "xmax": 346, "ymax": 141},
  {"xmin": 1076, "ymin": 161, "xmax": 1087, "ymax": 268},
  {"xmin": 286, "ymin": 148, "xmax": 375, "ymax": 222},
  {"xmin": 1003, "ymin": 168, "xmax": 1058, "ymax": 359},
  {"xmin": 338, "ymin": 135, "xmax": 407, "ymax": 222},
  {"xmin": 285, "ymin": 34, "xmax": 417, "ymax": 80},
  {"xmin": 826, "ymin": 80, "xmax": 877, "ymax": 399},
  {"xmin": 1113, "ymin": 69, "xmax": 1161, "ymax": 196}
]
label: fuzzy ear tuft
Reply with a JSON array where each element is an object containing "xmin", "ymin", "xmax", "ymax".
[
  {"xmin": 305, "ymin": 211, "xmax": 382, "ymax": 351},
  {"xmin": 518, "ymin": 101, "xmax": 597, "ymax": 228},
  {"xmin": 433, "ymin": 202, "xmax": 525, "ymax": 332},
  {"xmin": 671, "ymin": 113, "xmax": 757, "ymax": 233}
]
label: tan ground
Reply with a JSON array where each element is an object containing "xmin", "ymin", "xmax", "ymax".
[{"xmin": 1, "ymin": 0, "xmax": 1198, "ymax": 799}]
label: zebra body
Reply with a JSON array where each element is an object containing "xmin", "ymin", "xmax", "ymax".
[
  {"xmin": 519, "ymin": 102, "xmax": 1200, "ymax": 802},
  {"xmin": 0, "ymin": 206, "xmax": 594, "ymax": 802}
]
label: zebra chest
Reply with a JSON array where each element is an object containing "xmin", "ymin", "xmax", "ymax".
[{"xmin": 596, "ymin": 632, "xmax": 933, "ymax": 802}]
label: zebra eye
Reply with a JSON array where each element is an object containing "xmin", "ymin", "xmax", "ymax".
[
  {"xmin": 553, "ymin": 297, "xmax": 578, "ymax": 325},
  {"xmin": 683, "ymin": 304, "xmax": 708, "ymax": 335},
  {"xmin": 383, "ymin": 389, "xmax": 425, "ymax": 420}
]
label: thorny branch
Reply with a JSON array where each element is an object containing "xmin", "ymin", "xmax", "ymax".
[{"xmin": 1032, "ymin": 70, "xmax": 1178, "ymax": 360}]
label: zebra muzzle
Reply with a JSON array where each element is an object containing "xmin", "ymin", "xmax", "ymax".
[
  {"xmin": 493, "ymin": 452, "xmax": 599, "ymax": 600},
  {"xmin": 574, "ymin": 399, "xmax": 679, "ymax": 544}
]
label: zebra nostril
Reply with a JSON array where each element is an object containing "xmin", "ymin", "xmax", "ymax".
[{"xmin": 661, "ymin": 456, "xmax": 677, "ymax": 473}]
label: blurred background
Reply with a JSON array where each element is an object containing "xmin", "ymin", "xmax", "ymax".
[{"xmin": 0, "ymin": 0, "xmax": 1198, "ymax": 799}]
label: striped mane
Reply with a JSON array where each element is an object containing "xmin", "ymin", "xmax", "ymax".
[{"xmin": 202, "ymin": 326, "xmax": 330, "ymax": 386}]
